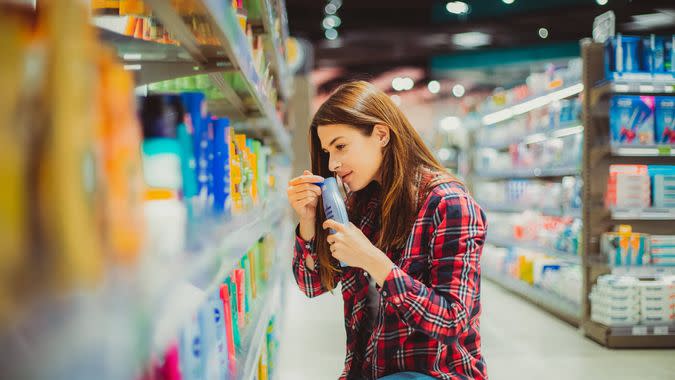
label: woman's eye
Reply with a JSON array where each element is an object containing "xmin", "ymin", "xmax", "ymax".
[{"xmin": 336, "ymin": 144, "xmax": 346, "ymax": 151}]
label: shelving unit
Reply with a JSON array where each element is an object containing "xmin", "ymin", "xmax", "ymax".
[
  {"xmin": 132, "ymin": 0, "xmax": 293, "ymax": 155},
  {"xmin": 468, "ymin": 63, "xmax": 585, "ymax": 327},
  {"xmin": 482, "ymin": 268, "xmax": 581, "ymax": 327},
  {"xmin": 580, "ymin": 41, "xmax": 675, "ymax": 348}
]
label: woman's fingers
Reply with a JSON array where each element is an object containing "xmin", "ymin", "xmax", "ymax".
[
  {"xmin": 289, "ymin": 174, "xmax": 324, "ymax": 186},
  {"xmin": 290, "ymin": 190, "xmax": 319, "ymax": 203}
]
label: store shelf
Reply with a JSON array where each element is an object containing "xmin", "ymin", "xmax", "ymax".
[
  {"xmin": 143, "ymin": 0, "xmax": 292, "ymax": 155},
  {"xmin": 483, "ymin": 268, "xmax": 581, "ymax": 327},
  {"xmin": 480, "ymin": 201, "xmax": 582, "ymax": 219},
  {"xmin": 610, "ymin": 144, "xmax": 675, "ymax": 157},
  {"xmin": 152, "ymin": 194, "xmax": 286, "ymax": 355},
  {"xmin": 480, "ymin": 83, "xmax": 583, "ymax": 126},
  {"xmin": 584, "ymin": 320, "xmax": 675, "ymax": 348},
  {"xmin": 254, "ymin": 0, "xmax": 292, "ymax": 99},
  {"xmin": 487, "ymin": 235, "xmax": 580, "ymax": 262},
  {"xmin": 587, "ymin": 261, "xmax": 675, "ymax": 277},
  {"xmin": 590, "ymin": 77, "xmax": 675, "ymax": 107},
  {"xmin": 610, "ymin": 207, "xmax": 675, "ymax": 221},
  {"xmin": 477, "ymin": 122, "xmax": 583, "ymax": 150},
  {"xmin": 474, "ymin": 166, "xmax": 580, "ymax": 180}
]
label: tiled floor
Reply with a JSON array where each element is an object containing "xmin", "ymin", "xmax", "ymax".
[{"xmin": 276, "ymin": 272, "xmax": 675, "ymax": 380}]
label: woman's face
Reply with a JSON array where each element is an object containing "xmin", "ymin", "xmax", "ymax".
[{"xmin": 317, "ymin": 124, "xmax": 387, "ymax": 192}]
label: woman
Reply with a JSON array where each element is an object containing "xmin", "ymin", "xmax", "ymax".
[{"xmin": 287, "ymin": 81, "xmax": 487, "ymax": 380}]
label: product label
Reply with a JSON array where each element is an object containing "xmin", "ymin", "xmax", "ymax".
[
  {"xmin": 654, "ymin": 326, "xmax": 669, "ymax": 335},
  {"xmin": 658, "ymin": 146, "xmax": 672, "ymax": 156},
  {"xmin": 631, "ymin": 326, "xmax": 648, "ymax": 335}
]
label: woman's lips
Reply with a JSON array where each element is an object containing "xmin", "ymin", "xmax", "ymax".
[{"xmin": 341, "ymin": 172, "xmax": 353, "ymax": 183}]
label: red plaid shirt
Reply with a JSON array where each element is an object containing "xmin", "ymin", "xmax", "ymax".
[{"xmin": 292, "ymin": 173, "xmax": 488, "ymax": 380}]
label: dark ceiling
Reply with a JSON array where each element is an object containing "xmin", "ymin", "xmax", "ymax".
[{"xmin": 285, "ymin": 0, "xmax": 675, "ymax": 93}]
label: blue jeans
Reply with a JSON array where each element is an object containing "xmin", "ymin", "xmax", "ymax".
[{"xmin": 378, "ymin": 372, "xmax": 436, "ymax": 379}]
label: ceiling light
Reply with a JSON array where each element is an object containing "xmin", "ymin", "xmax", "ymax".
[
  {"xmin": 428, "ymin": 80, "xmax": 441, "ymax": 94},
  {"xmin": 325, "ymin": 28, "xmax": 338, "ymax": 40},
  {"xmin": 330, "ymin": 15, "xmax": 342, "ymax": 27},
  {"xmin": 452, "ymin": 84, "xmax": 465, "ymax": 98},
  {"xmin": 322, "ymin": 17, "xmax": 336, "ymax": 29},
  {"xmin": 390, "ymin": 94, "xmax": 402, "ymax": 106},
  {"xmin": 502, "ymin": 0, "xmax": 515, "ymax": 4},
  {"xmin": 329, "ymin": 0, "xmax": 343, "ymax": 8},
  {"xmin": 538, "ymin": 27, "xmax": 549, "ymax": 39},
  {"xmin": 392, "ymin": 77, "xmax": 404, "ymax": 91},
  {"xmin": 452, "ymin": 32, "xmax": 491, "ymax": 48},
  {"xmin": 402, "ymin": 77, "xmax": 414, "ymax": 91},
  {"xmin": 596, "ymin": 0, "xmax": 608, "ymax": 5},
  {"xmin": 440, "ymin": 116, "xmax": 461, "ymax": 131},
  {"xmin": 446, "ymin": 1, "xmax": 469, "ymax": 15},
  {"xmin": 325, "ymin": 3, "xmax": 337, "ymax": 15}
]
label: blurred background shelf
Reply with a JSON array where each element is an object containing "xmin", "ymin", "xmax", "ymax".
[
  {"xmin": 474, "ymin": 166, "xmax": 580, "ymax": 180},
  {"xmin": 487, "ymin": 235, "xmax": 580, "ymax": 262}
]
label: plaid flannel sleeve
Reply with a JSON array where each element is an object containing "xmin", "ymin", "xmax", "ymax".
[
  {"xmin": 292, "ymin": 225, "xmax": 332, "ymax": 298},
  {"xmin": 380, "ymin": 193, "xmax": 486, "ymax": 345}
]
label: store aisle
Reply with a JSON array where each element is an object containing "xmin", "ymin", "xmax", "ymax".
[{"xmin": 276, "ymin": 272, "xmax": 675, "ymax": 380}]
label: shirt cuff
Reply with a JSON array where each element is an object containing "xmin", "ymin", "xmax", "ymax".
[
  {"xmin": 380, "ymin": 266, "xmax": 418, "ymax": 308},
  {"xmin": 295, "ymin": 224, "xmax": 320, "ymax": 271}
]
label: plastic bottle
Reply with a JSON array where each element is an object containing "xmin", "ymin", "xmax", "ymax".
[{"xmin": 320, "ymin": 177, "xmax": 349, "ymax": 267}]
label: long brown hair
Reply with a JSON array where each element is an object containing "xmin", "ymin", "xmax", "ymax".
[{"xmin": 310, "ymin": 81, "xmax": 453, "ymax": 290}]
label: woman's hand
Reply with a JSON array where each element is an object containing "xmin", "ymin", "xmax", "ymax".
[
  {"xmin": 288, "ymin": 170, "xmax": 324, "ymax": 241},
  {"xmin": 323, "ymin": 220, "xmax": 394, "ymax": 286}
]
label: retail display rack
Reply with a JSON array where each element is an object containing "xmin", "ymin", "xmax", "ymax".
[
  {"xmin": 468, "ymin": 65, "xmax": 585, "ymax": 327},
  {"xmin": 581, "ymin": 41, "xmax": 675, "ymax": 348},
  {"xmin": 97, "ymin": 0, "xmax": 293, "ymax": 155}
]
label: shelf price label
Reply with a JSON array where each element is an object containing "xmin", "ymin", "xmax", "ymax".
[
  {"xmin": 657, "ymin": 146, "xmax": 672, "ymax": 156},
  {"xmin": 631, "ymin": 326, "xmax": 648, "ymax": 336},
  {"xmin": 653, "ymin": 326, "xmax": 669, "ymax": 336}
]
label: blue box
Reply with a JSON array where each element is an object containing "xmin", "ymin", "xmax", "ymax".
[
  {"xmin": 605, "ymin": 35, "xmax": 642, "ymax": 75},
  {"xmin": 655, "ymin": 97, "xmax": 675, "ymax": 144},
  {"xmin": 610, "ymin": 95, "xmax": 655, "ymax": 145},
  {"xmin": 641, "ymin": 36, "xmax": 667, "ymax": 73}
]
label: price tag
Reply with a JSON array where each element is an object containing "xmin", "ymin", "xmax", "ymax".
[
  {"xmin": 657, "ymin": 146, "xmax": 672, "ymax": 156},
  {"xmin": 632, "ymin": 326, "xmax": 648, "ymax": 336},
  {"xmin": 654, "ymin": 326, "xmax": 669, "ymax": 335}
]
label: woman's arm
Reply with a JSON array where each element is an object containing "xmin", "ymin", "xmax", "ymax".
[
  {"xmin": 292, "ymin": 223, "xmax": 336, "ymax": 298},
  {"xmin": 378, "ymin": 192, "xmax": 486, "ymax": 346}
]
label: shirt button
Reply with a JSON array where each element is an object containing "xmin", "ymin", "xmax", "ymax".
[
  {"xmin": 382, "ymin": 291, "xmax": 388, "ymax": 297},
  {"xmin": 364, "ymin": 272, "xmax": 369, "ymax": 277},
  {"xmin": 305, "ymin": 244, "xmax": 310, "ymax": 249},
  {"xmin": 366, "ymin": 357, "xmax": 371, "ymax": 363}
]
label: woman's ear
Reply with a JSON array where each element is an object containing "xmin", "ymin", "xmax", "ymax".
[{"xmin": 373, "ymin": 124, "xmax": 390, "ymax": 147}]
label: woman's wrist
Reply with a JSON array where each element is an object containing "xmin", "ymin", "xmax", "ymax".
[
  {"xmin": 365, "ymin": 247, "xmax": 395, "ymax": 287},
  {"xmin": 298, "ymin": 218, "xmax": 316, "ymax": 242}
]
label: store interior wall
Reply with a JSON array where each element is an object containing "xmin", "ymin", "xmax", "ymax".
[{"xmin": 289, "ymin": 74, "xmax": 313, "ymax": 178}]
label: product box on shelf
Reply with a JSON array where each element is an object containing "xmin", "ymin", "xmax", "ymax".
[
  {"xmin": 609, "ymin": 95, "xmax": 655, "ymax": 145},
  {"xmin": 606, "ymin": 165, "xmax": 651, "ymax": 209},
  {"xmin": 605, "ymin": 34, "xmax": 675, "ymax": 80},
  {"xmin": 649, "ymin": 166, "xmax": 675, "ymax": 209},
  {"xmin": 655, "ymin": 97, "xmax": 675, "ymax": 144}
]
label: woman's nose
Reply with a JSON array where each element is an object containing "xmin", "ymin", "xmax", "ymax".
[{"xmin": 328, "ymin": 156, "xmax": 340, "ymax": 172}]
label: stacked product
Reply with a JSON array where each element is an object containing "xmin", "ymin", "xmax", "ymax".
[
  {"xmin": 92, "ymin": 0, "xmax": 179, "ymax": 45},
  {"xmin": 601, "ymin": 227, "xmax": 675, "ymax": 267},
  {"xmin": 605, "ymin": 34, "xmax": 675, "ymax": 79},
  {"xmin": 610, "ymin": 95, "xmax": 675, "ymax": 145},
  {"xmin": 488, "ymin": 212, "xmax": 582, "ymax": 256},
  {"xmin": 606, "ymin": 165, "xmax": 675, "ymax": 209},
  {"xmin": 476, "ymin": 97, "xmax": 582, "ymax": 147},
  {"xmin": 482, "ymin": 245, "xmax": 581, "ymax": 305},
  {"xmin": 148, "ymin": 235, "xmax": 277, "ymax": 380},
  {"xmin": 590, "ymin": 274, "xmax": 675, "ymax": 326},
  {"xmin": 474, "ymin": 176, "xmax": 582, "ymax": 213},
  {"xmin": 477, "ymin": 58, "xmax": 582, "ymax": 115}
]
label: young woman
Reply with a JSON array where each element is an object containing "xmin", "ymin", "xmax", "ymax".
[{"xmin": 286, "ymin": 81, "xmax": 487, "ymax": 380}]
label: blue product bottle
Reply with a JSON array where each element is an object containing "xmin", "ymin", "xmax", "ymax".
[
  {"xmin": 210, "ymin": 294, "xmax": 229, "ymax": 380},
  {"xmin": 181, "ymin": 92, "xmax": 210, "ymax": 201},
  {"xmin": 169, "ymin": 95, "xmax": 198, "ymax": 199},
  {"xmin": 180, "ymin": 314, "xmax": 205, "ymax": 380},
  {"xmin": 320, "ymin": 177, "xmax": 349, "ymax": 267},
  {"xmin": 212, "ymin": 118, "xmax": 231, "ymax": 215},
  {"xmin": 198, "ymin": 301, "xmax": 223, "ymax": 380}
]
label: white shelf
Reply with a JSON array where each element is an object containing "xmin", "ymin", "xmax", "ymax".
[
  {"xmin": 611, "ymin": 207, "xmax": 675, "ymax": 220},
  {"xmin": 478, "ymin": 122, "xmax": 583, "ymax": 150},
  {"xmin": 483, "ymin": 268, "xmax": 581, "ymax": 325},
  {"xmin": 610, "ymin": 145, "xmax": 675, "ymax": 157},
  {"xmin": 480, "ymin": 83, "xmax": 583, "ymax": 126},
  {"xmin": 475, "ymin": 166, "xmax": 580, "ymax": 179},
  {"xmin": 480, "ymin": 201, "xmax": 582, "ymax": 219},
  {"xmin": 487, "ymin": 235, "xmax": 580, "ymax": 262},
  {"xmin": 598, "ymin": 75, "xmax": 675, "ymax": 94},
  {"xmin": 257, "ymin": 0, "xmax": 292, "ymax": 99}
]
